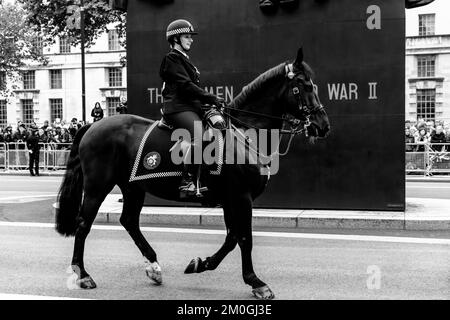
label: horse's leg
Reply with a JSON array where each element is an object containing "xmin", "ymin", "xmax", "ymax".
[
  {"xmin": 184, "ymin": 207, "xmax": 238, "ymax": 273},
  {"xmin": 70, "ymin": 193, "xmax": 106, "ymax": 289},
  {"xmin": 232, "ymin": 193, "xmax": 275, "ymax": 300},
  {"xmin": 119, "ymin": 184, "xmax": 162, "ymax": 285}
]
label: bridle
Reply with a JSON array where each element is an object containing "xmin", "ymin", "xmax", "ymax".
[
  {"xmin": 221, "ymin": 63, "xmax": 324, "ymax": 134},
  {"xmin": 218, "ymin": 62, "xmax": 326, "ymax": 162}
]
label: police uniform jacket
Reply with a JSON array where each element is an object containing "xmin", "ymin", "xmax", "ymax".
[
  {"xmin": 159, "ymin": 49, "xmax": 219, "ymax": 115},
  {"xmin": 26, "ymin": 134, "xmax": 40, "ymax": 152}
]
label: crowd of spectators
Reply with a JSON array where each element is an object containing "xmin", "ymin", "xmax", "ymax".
[
  {"xmin": 0, "ymin": 100, "xmax": 127, "ymax": 149},
  {"xmin": 405, "ymin": 119, "xmax": 450, "ymax": 152},
  {"xmin": 0, "ymin": 118, "xmax": 86, "ymax": 150}
]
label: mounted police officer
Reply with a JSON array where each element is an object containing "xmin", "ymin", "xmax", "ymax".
[{"xmin": 160, "ymin": 19, "xmax": 224, "ymax": 197}]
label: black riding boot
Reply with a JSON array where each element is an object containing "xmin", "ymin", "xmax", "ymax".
[{"xmin": 179, "ymin": 164, "xmax": 198, "ymax": 197}]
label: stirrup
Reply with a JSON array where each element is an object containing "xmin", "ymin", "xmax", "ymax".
[{"xmin": 179, "ymin": 180, "xmax": 197, "ymax": 198}]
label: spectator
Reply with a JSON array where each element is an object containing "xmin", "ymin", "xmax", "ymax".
[
  {"xmin": 59, "ymin": 128, "xmax": 72, "ymax": 147},
  {"xmin": 54, "ymin": 118, "xmax": 62, "ymax": 128},
  {"xmin": 26, "ymin": 125, "xmax": 40, "ymax": 176},
  {"xmin": 12, "ymin": 123, "xmax": 29, "ymax": 149},
  {"xmin": 405, "ymin": 128, "xmax": 416, "ymax": 152},
  {"xmin": 415, "ymin": 128, "xmax": 428, "ymax": 152},
  {"xmin": 116, "ymin": 96, "xmax": 128, "ymax": 114},
  {"xmin": 3, "ymin": 126, "xmax": 14, "ymax": 143},
  {"xmin": 426, "ymin": 120, "xmax": 435, "ymax": 136},
  {"xmin": 69, "ymin": 118, "xmax": 78, "ymax": 139},
  {"xmin": 47, "ymin": 129, "xmax": 58, "ymax": 144},
  {"xmin": 41, "ymin": 120, "xmax": 50, "ymax": 131},
  {"xmin": 416, "ymin": 119, "xmax": 427, "ymax": 132},
  {"xmin": 37, "ymin": 128, "xmax": 48, "ymax": 143},
  {"xmin": 91, "ymin": 102, "xmax": 104, "ymax": 122},
  {"xmin": 409, "ymin": 126, "xmax": 418, "ymax": 140},
  {"xmin": 430, "ymin": 125, "xmax": 447, "ymax": 151}
]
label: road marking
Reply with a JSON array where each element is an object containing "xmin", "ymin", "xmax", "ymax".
[
  {"xmin": 0, "ymin": 293, "xmax": 89, "ymax": 300},
  {"xmin": 0, "ymin": 194, "xmax": 57, "ymax": 203},
  {"xmin": 0, "ymin": 178, "xmax": 62, "ymax": 183},
  {"xmin": 0, "ymin": 221, "xmax": 449, "ymax": 245},
  {"xmin": 0, "ymin": 194, "xmax": 56, "ymax": 200}
]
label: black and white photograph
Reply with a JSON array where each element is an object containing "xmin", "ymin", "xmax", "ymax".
[{"xmin": 0, "ymin": 0, "xmax": 449, "ymax": 309}]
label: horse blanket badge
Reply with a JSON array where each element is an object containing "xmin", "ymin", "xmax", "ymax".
[{"xmin": 143, "ymin": 152, "xmax": 161, "ymax": 170}]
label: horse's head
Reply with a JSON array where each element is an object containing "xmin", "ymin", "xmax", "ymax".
[{"xmin": 281, "ymin": 48, "xmax": 331, "ymax": 139}]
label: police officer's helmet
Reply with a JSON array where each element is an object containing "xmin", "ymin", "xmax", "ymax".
[{"xmin": 166, "ymin": 19, "xmax": 198, "ymax": 42}]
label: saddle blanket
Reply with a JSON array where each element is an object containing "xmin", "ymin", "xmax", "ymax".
[{"xmin": 129, "ymin": 121, "xmax": 224, "ymax": 182}]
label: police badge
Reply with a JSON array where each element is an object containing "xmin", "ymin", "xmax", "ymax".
[{"xmin": 143, "ymin": 152, "xmax": 161, "ymax": 170}]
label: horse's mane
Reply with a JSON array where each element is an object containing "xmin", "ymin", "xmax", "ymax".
[{"xmin": 229, "ymin": 61, "xmax": 314, "ymax": 110}]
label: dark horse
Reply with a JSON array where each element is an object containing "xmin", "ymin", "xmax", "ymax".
[{"xmin": 55, "ymin": 48, "xmax": 330, "ymax": 300}]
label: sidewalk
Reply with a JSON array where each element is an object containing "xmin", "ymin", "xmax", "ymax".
[{"xmin": 78, "ymin": 194, "xmax": 450, "ymax": 231}]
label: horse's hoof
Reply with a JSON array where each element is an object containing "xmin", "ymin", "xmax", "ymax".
[
  {"xmin": 184, "ymin": 257, "xmax": 202, "ymax": 274},
  {"xmin": 145, "ymin": 262, "xmax": 162, "ymax": 285},
  {"xmin": 252, "ymin": 285, "xmax": 275, "ymax": 300},
  {"xmin": 77, "ymin": 276, "xmax": 97, "ymax": 289}
]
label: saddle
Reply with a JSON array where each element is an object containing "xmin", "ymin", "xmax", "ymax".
[{"xmin": 129, "ymin": 109, "xmax": 226, "ymax": 201}]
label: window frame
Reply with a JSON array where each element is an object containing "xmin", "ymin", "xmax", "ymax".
[
  {"xmin": 106, "ymin": 97, "xmax": 120, "ymax": 116},
  {"xmin": 22, "ymin": 71, "xmax": 36, "ymax": 90},
  {"xmin": 416, "ymin": 89, "xmax": 436, "ymax": 121},
  {"xmin": 0, "ymin": 100, "xmax": 7, "ymax": 128},
  {"xmin": 418, "ymin": 14, "xmax": 435, "ymax": 36},
  {"xmin": 108, "ymin": 68, "xmax": 122, "ymax": 87},
  {"xmin": 50, "ymin": 69, "xmax": 63, "ymax": 89},
  {"xmin": 59, "ymin": 36, "xmax": 71, "ymax": 54},
  {"xmin": 49, "ymin": 98, "xmax": 63, "ymax": 123},
  {"xmin": 21, "ymin": 99, "xmax": 34, "ymax": 125},
  {"xmin": 108, "ymin": 29, "xmax": 120, "ymax": 51},
  {"xmin": 417, "ymin": 55, "xmax": 436, "ymax": 78}
]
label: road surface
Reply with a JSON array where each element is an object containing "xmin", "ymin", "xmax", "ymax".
[{"xmin": 0, "ymin": 175, "xmax": 449, "ymax": 300}]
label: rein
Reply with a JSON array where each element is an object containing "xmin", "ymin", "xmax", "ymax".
[{"xmin": 212, "ymin": 62, "xmax": 324, "ymax": 164}]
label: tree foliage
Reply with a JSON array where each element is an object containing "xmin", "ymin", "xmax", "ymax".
[
  {"xmin": 0, "ymin": 1, "xmax": 47, "ymax": 93},
  {"xmin": 17, "ymin": 0, "xmax": 127, "ymax": 48}
]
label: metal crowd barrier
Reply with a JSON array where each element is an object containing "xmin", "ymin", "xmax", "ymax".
[
  {"xmin": 1, "ymin": 142, "xmax": 449, "ymax": 176},
  {"xmin": 0, "ymin": 143, "xmax": 6, "ymax": 170},
  {"xmin": 406, "ymin": 143, "xmax": 450, "ymax": 176},
  {"xmin": 0, "ymin": 142, "xmax": 71, "ymax": 172}
]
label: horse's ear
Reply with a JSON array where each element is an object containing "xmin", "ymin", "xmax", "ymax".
[{"xmin": 294, "ymin": 47, "xmax": 304, "ymax": 67}]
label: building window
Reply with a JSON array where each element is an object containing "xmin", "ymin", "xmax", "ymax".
[
  {"xmin": 32, "ymin": 36, "xmax": 43, "ymax": 55},
  {"xmin": 416, "ymin": 89, "xmax": 435, "ymax": 121},
  {"xmin": 22, "ymin": 71, "xmax": 35, "ymax": 90},
  {"xmin": 417, "ymin": 55, "xmax": 435, "ymax": 77},
  {"xmin": 106, "ymin": 97, "xmax": 120, "ymax": 116},
  {"xmin": 59, "ymin": 36, "xmax": 71, "ymax": 54},
  {"xmin": 0, "ymin": 100, "xmax": 7, "ymax": 127},
  {"xmin": 419, "ymin": 14, "xmax": 435, "ymax": 36},
  {"xmin": 21, "ymin": 99, "xmax": 34, "ymax": 125},
  {"xmin": 108, "ymin": 68, "xmax": 122, "ymax": 87},
  {"xmin": 50, "ymin": 99, "xmax": 63, "ymax": 123},
  {"xmin": 108, "ymin": 29, "xmax": 120, "ymax": 51},
  {"xmin": 50, "ymin": 70, "xmax": 62, "ymax": 89}
]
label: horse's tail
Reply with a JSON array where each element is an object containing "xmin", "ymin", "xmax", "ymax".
[{"xmin": 55, "ymin": 124, "xmax": 92, "ymax": 237}]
